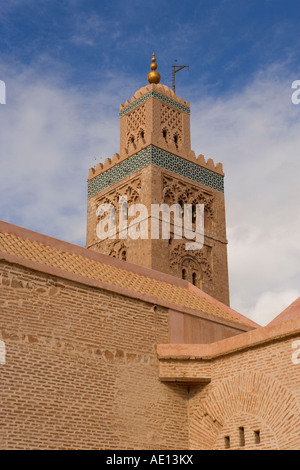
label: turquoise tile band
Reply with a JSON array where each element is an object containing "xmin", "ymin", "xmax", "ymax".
[
  {"xmin": 119, "ymin": 91, "xmax": 190, "ymax": 117},
  {"xmin": 88, "ymin": 146, "xmax": 224, "ymax": 198}
]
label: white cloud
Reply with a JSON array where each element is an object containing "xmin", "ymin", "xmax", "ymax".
[
  {"xmin": 0, "ymin": 60, "xmax": 125, "ymax": 244},
  {"xmin": 190, "ymin": 63, "xmax": 300, "ymax": 324},
  {"xmin": 243, "ymin": 289, "xmax": 300, "ymax": 326}
]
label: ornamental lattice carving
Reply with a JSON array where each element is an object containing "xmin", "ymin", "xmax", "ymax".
[
  {"xmin": 108, "ymin": 240, "xmax": 127, "ymax": 260},
  {"xmin": 170, "ymin": 242, "xmax": 212, "ymax": 282},
  {"xmin": 94, "ymin": 237, "xmax": 127, "ymax": 261},
  {"xmin": 126, "ymin": 106, "xmax": 145, "ymax": 146},
  {"xmin": 95, "ymin": 177, "xmax": 141, "ymax": 259},
  {"xmin": 96, "ymin": 177, "xmax": 141, "ymax": 208},
  {"xmin": 162, "ymin": 175, "xmax": 214, "ymax": 219},
  {"xmin": 161, "ymin": 104, "xmax": 182, "ymax": 133}
]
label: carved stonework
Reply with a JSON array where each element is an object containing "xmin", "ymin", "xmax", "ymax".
[
  {"xmin": 126, "ymin": 106, "xmax": 146, "ymax": 147},
  {"xmin": 108, "ymin": 240, "xmax": 127, "ymax": 260},
  {"xmin": 162, "ymin": 175, "xmax": 214, "ymax": 220},
  {"xmin": 94, "ymin": 239, "xmax": 127, "ymax": 261},
  {"xmin": 96, "ymin": 177, "xmax": 141, "ymax": 208},
  {"xmin": 160, "ymin": 104, "xmax": 183, "ymax": 148},
  {"xmin": 94, "ymin": 177, "xmax": 141, "ymax": 258},
  {"xmin": 170, "ymin": 242, "xmax": 212, "ymax": 284}
]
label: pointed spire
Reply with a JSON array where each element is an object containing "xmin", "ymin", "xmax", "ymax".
[{"xmin": 147, "ymin": 52, "xmax": 161, "ymax": 84}]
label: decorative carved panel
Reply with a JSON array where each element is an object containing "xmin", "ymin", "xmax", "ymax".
[
  {"xmin": 170, "ymin": 242, "xmax": 212, "ymax": 283},
  {"xmin": 162, "ymin": 175, "xmax": 214, "ymax": 220},
  {"xmin": 126, "ymin": 106, "xmax": 145, "ymax": 146},
  {"xmin": 160, "ymin": 104, "xmax": 183, "ymax": 147}
]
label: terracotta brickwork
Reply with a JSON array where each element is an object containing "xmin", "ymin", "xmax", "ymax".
[
  {"xmin": 0, "ymin": 260, "xmax": 189, "ymax": 449},
  {"xmin": 157, "ymin": 318, "xmax": 300, "ymax": 450},
  {"xmin": 189, "ymin": 339, "xmax": 300, "ymax": 450},
  {"xmin": 1, "ymin": 247, "xmax": 299, "ymax": 449},
  {"xmin": 0, "ymin": 220, "xmax": 257, "ymax": 449},
  {"xmin": 0, "ymin": 222, "xmax": 300, "ymax": 451}
]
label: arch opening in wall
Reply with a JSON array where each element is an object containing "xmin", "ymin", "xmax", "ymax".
[
  {"xmin": 192, "ymin": 204, "xmax": 197, "ymax": 222},
  {"xmin": 180, "ymin": 257, "xmax": 202, "ymax": 288},
  {"xmin": 127, "ymin": 134, "xmax": 135, "ymax": 148},
  {"xmin": 162, "ymin": 128, "xmax": 169, "ymax": 144},
  {"xmin": 173, "ymin": 133, "xmax": 179, "ymax": 149},
  {"xmin": 189, "ymin": 371, "xmax": 300, "ymax": 450}
]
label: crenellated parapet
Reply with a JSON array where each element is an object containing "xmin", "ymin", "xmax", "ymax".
[
  {"xmin": 88, "ymin": 147, "xmax": 224, "ymax": 182},
  {"xmin": 88, "ymin": 75, "xmax": 224, "ymax": 186},
  {"xmin": 87, "ymin": 145, "xmax": 224, "ymax": 198}
]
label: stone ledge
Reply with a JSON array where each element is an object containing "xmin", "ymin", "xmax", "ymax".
[{"xmin": 158, "ymin": 359, "xmax": 211, "ymax": 384}]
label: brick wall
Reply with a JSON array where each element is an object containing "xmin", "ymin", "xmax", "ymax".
[
  {"xmin": 158, "ymin": 329, "xmax": 300, "ymax": 450},
  {"xmin": 1, "ymin": 257, "xmax": 299, "ymax": 450},
  {"xmin": 0, "ymin": 260, "xmax": 189, "ymax": 449}
]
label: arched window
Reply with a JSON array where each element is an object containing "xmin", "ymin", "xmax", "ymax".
[
  {"xmin": 162, "ymin": 128, "xmax": 168, "ymax": 143},
  {"xmin": 121, "ymin": 250, "xmax": 126, "ymax": 261},
  {"xmin": 181, "ymin": 258, "xmax": 202, "ymax": 288}
]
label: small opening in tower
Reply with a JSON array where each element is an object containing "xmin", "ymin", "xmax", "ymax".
[
  {"xmin": 192, "ymin": 204, "xmax": 196, "ymax": 221},
  {"xmin": 182, "ymin": 269, "xmax": 187, "ymax": 280},
  {"xmin": 224, "ymin": 436, "xmax": 230, "ymax": 449},
  {"xmin": 121, "ymin": 250, "xmax": 126, "ymax": 261},
  {"xmin": 130, "ymin": 136, "xmax": 135, "ymax": 144},
  {"xmin": 254, "ymin": 430, "xmax": 260, "ymax": 444},
  {"xmin": 140, "ymin": 130, "xmax": 145, "ymax": 139},
  {"xmin": 192, "ymin": 272, "xmax": 197, "ymax": 286},
  {"xmin": 239, "ymin": 427, "xmax": 245, "ymax": 447},
  {"xmin": 162, "ymin": 129, "xmax": 167, "ymax": 141},
  {"xmin": 174, "ymin": 134, "xmax": 178, "ymax": 148}
]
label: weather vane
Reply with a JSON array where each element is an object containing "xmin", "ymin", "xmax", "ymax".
[{"xmin": 172, "ymin": 60, "xmax": 189, "ymax": 93}]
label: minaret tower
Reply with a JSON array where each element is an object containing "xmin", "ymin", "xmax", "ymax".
[{"xmin": 86, "ymin": 54, "xmax": 230, "ymax": 305}]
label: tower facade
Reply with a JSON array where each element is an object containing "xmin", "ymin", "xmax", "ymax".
[{"xmin": 86, "ymin": 55, "xmax": 230, "ymax": 305}]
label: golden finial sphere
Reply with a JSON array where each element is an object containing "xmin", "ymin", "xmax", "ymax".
[{"xmin": 147, "ymin": 52, "xmax": 161, "ymax": 84}]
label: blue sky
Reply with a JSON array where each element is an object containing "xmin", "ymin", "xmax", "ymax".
[
  {"xmin": 1, "ymin": 0, "xmax": 300, "ymax": 324},
  {"xmin": 2, "ymin": 0, "xmax": 300, "ymax": 93}
]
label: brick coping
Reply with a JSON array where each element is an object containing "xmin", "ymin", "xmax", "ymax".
[{"xmin": 157, "ymin": 316, "xmax": 300, "ymax": 360}]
